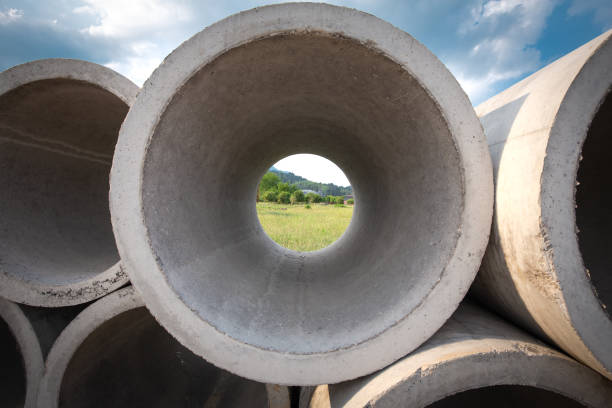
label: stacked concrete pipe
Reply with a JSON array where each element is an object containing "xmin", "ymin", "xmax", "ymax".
[
  {"xmin": 0, "ymin": 59, "xmax": 138, "ymax": 307},
  {"xmin": 37, "ymin": 286, "xmax": 290, "ymax": 408},
  {"xmin": 471, "ymin": 30, "xmax": 612, "ymax": 379},
  {"xmin": 0, "ymin": 298, "xmax": 44, "ymax": 408},
  {"xmin": 300, "ymin": 302, "xmax": 612, "ymax": 408},
  {"xmin": 110, "ymin": 2, "xmax": 493, "ymax": 385}
]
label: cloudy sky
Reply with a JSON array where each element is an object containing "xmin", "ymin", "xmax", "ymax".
[{"xmin": 1, "ymin": 0, "xmax": 610, "ymax": 186}]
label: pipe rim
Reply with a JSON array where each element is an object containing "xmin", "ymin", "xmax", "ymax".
[
  {"xmin": 110, "ymin": 3, "xmax": 493, "ymax": 384},
  {"xmin": 0, "ymin": 297, "xmax": 44, "ymax": 408},
  {"xmin": 541, "ymin": 30, "xmax": 612, "ymax": 375},
  {"xmin": 0, "ymin": 58, "xmax": 138, "ymax": 307}
]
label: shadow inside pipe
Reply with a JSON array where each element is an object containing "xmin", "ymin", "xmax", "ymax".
[
  {"xmin": 0, "ymin": 317, "xmax": 26, "ymax": 407},
  {"xmin": 59, "ymin": 307, "xmax": 268, "ymax": 408}
]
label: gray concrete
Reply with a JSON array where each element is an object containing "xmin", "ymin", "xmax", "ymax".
[
  {"xmin": 37, "ymin": 286, "xmax": 290, "ymax": 408},
  {"xmin": 0, "ymin": 59, "xmax": 138, "ymax": 307},
  {"xmin": 301, "ymin": 302, "xmax": 612, "ymax": 408},
  {"xmin": 110, "ymin": 3, "xmax": 493, "ymax": 385},
  {"xmin": 0, "ymin": 297, "xmax": 45, "ymax": 408},
  {"xmin": 471, "ymin": 30, "xmax": 612, "ymax": 379}
]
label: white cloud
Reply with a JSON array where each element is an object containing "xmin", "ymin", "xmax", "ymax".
[
  {"xmin": 0, "ymin": 8, "xmax": 23, "ymax": 24},
  {"xmin": 449, "ymin": 0, "xmax": 557, "ymax": 103},
  {"xmin": 75, "ymin": 0, "xmax": 191, "ymax": 38},
  {"xmin": 274, "ymin": 154, "xmax": 351, "ymax": 187}
]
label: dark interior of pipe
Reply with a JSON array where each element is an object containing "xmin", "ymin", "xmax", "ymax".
[
  {"xmin": 427, "ymin": 385, "xmax": 585, "ymax": 408},
  {"xmin": 576, "ymin": 90, "xmax": 612, "ymax": 318},
  {"xmin": 0, "ymin": 79, "xmax": 126, "ymax": 287},
  {"xmin": 143, "ymin": 32, "xmax": 463, "ymax": 354},
  {"xmin": 0, "ymin": 317, "xmax": 26, "ymax": 408},
  {"xmin": 59, "ymin": 307, "xmax": 268, "ymax": 408}
]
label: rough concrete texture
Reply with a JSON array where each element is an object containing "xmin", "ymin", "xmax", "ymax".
[
  {"xmin": 470, "ymin": 30, "xmax": 612, "ymax": 379},
  {"xmin": 301, "ymin": 302, "xmax": 612, "ymax": 408},
  {"xmin": 0, "ymin": 59, "xmax": 139, "ymax": 307},
  {"xmin": 0, "ymin": 297, "xmax": 44, "ymax": 408},
  {"xmin": 37, "ymin": 286, "xmax": 289, "ymax": 408},
  {"xmin": 110, "ymin": 3, "xmax": 493, "ymax": 385}
]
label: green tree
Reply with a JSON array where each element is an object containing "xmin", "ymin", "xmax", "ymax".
[
  {"xmin": 335, "ymin": 196, "xmax": 345, "ymax": 205},
  {"xmin": 261, "ymin": 190, "xmax": 278, "ymax": 202},
  {"xmin": 293, "ymin": 190, "xmax": 305, "ymax": 203},
  {"xmin": 260, "ymin": 172, "xmax": 280, "ymax": 192},
  {"xmin": 306, "ymin": 192, "xmax": 321, "ymax": 203},
  {"xmin": 277, "ymin": 191, "xmax": 291, "ymax": 204},
  {"xmin": 347, "ymin": 198, "xmax": 354, "ymax": 205}
]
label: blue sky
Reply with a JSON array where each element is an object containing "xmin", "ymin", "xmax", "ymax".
[{"xmin": 1, "ymin": 0, "xmax": 610, "ymax": 185}]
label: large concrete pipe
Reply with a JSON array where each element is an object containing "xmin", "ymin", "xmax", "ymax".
[
  {"xmin": 0, "ymin": 59, "xmax": 138, "ymax": 307},
  {"xmin": 0, "ymin": 297, "xmax": 44, "ymax": 408},
  {"xmin": 110, "ymin": 3, "xmax": 493, "ymax": 384},
  {"xmin": 37, "ymin": 286, "xmax": 290, "ymax": 408},
  {"xmin": 300, "ymin": 302, "xmax": 612, "ymax": 408},
  {"xmin": 470, "ymin": 30, "xmax": 612, "ymax": 379}
]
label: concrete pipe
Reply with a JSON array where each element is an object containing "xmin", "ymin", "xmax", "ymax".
[
  {"xmin": 0, "ymin": 59, "xmax": 138, "ymax": 307},
  {"xmin": 470, "ymin": 30, "xmax": 612, "ymax": 379},
  {"xmin": 0, "ymin": 297, "xmax": 44, "ymax": 408},
  {"xmin": 300, "ymin": 302, "xmax": 612, "ymax": 408},
  {"xmin": 37, "ymin": 286, "xmax": 290, "ymax": 408},
  {"xmin": 110, "ymin": 3, "xmax": 493, "ymax": 385}
]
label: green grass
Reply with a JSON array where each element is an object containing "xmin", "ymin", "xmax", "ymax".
[{"xmin": 256, "ymin": 202, "xmax": 353, "ymax": 251}]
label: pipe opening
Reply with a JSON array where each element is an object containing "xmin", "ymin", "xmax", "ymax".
[
  {"xmin": 59, "ymin": 307, "xmax": 268, "ymax": 407},
  {"xmin": 576, "ymin": 90, "xmax": 612, "ymax": 317},
  {"xmin": 256, "ymin": 154, "xmax": 353, "ymax": 252},
  {"xmin": 0, "ymin": 78, "xmax": 125, "ymax": 287},
  {"xmin": 142, "ymin": 32, "xmax": 463, "ymax": 354},
  {"xmin": 427, "ymin": 385, "xmax": 585, "ymax": 408},
  {"xmin": 0, "ymin": 316, "xmax": 26, "ymax": 407}
]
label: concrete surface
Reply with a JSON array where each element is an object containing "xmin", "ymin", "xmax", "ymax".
[
  {"xmin": 110, "ymin": 2, "xmax": 493, "ymax": 385},
  {"xmin": 0, "ymin": 297, "xmax": 44, "ymax": 408},
  {"xmin": 301, "ymin": 302, "xmax": 612, "ymax": 407},
  {"xmin": 0, "ymin": 59, "xmax": 138, "ymax": 307},
  {"xmin": 471, "ymin": 30, "xmax": 612, "ymax": 379},
  {"xmin": 37, "ymin": 286, "xmax": 289, "ymax": 408}
]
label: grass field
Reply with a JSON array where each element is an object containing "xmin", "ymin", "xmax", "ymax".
[{"xmin": 256, "ymin": 202, "xmax": 353, "ymax": 251}]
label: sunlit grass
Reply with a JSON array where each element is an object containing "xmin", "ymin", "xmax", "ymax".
[{"xmin": 256, "ymin": 202, "xmax": 353, "ymax": 251}]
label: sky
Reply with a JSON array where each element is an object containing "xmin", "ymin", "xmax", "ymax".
[{"xmin": 1, "ymin": 0, "xmax": 610, "ymax": 186}]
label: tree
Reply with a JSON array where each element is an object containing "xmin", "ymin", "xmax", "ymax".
[
  {"xmin": 277, "ymin": 191, "xmax": 291, "ymax": 204},
  {"xmin": 347, "ymin": 198, "xmax": 354, "ymax": 205},
  {"xmin": 260, "ymin": 172, "xmax": 280, "ymax": 193},
  {"xmin": 306, "ymin": 192, "xmax": 322, "ymax": 203},
  {"xmin": 292, "ymin": 190, "xmax": 305, "ymax": 203},
  {"xmin": 261, "ymin": 190, "xmax": 278, "ymax": 202},
  {"xmin": 334, "ymin": 196, "xmax": 345, "ymax": 205}
]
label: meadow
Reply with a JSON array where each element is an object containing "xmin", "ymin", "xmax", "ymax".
[{"xmin": 256, "ymin": 202, "xmax": 353, "ymax": 251}]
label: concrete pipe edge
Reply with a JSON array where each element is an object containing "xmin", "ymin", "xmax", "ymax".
[
  {"xmin": 0, "ymin": 59, "xmax": 139, "ymax": 307},
  {"xmin": 110, "ymin": 2, "xmax": 493, "ymax": 385},
  {"xmin": 0, "ymin": 297, "xmax": 45, "ymax": 408},
  {"xmin": 301, "ymin": 302, "xmax": 612, "ymax": 408},
  {"xmin": 472, "ymin": 29, "xmax": 612, "ymax": 378},
  {"xmin": 37, "ymin": 286, "xmax": 289, "ymax": 408}
]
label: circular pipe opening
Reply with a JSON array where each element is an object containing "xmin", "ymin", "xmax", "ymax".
[
  {"xmin": 144, "ymin": 32, "xmax": 462, "ymax": 354},
  {"xmin": 256, "ymin": 154, "xmax": 354, "ymax": 252},
  {"xmin": 59, "ymin": 306, "xmax": 268, "ymax": 407},
  {"xmin": 112, "ymin": 3, "xmax": 492, "ymax": 383},
  {"xmin": 0, "ymin": 317, "xmax": 26, "ymax": 407},
  {"xmin": 427, "ymin": 385, "xmax": 585, "ymax": 408},
  {"xmin": 576, "ymin": 91, "xmax": 612, "ymax": 317},
  {"xmin": 0, "ymin": 60, "xmax": 137, "ymax": 306}
]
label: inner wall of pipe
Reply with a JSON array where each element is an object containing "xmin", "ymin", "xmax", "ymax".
[
  {"xmin": 576, "ymin": 91, "xmax": 612, "ymax": 317},
  {"xmin": 0, "ymin": 317, "xmax": 26, "ymax": 407},
  {"xmin": 0, "ymin": 79, "xmax": 125, "ymax": 286},
  {"xmin": 427, "ymin": 385, "xmax": 585, "ymax": 408},
  {"xmin": 143, "ymin": 33, "xmax": 463, "ymax": 353},
  {"xmin": 59, "ymin": 307, "xmax": 268, "ymax": 407}
]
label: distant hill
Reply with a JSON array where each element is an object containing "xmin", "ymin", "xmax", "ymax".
[{"xmin": 270, "ymin": 167, "xmax": 352, "ymax": 197}]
